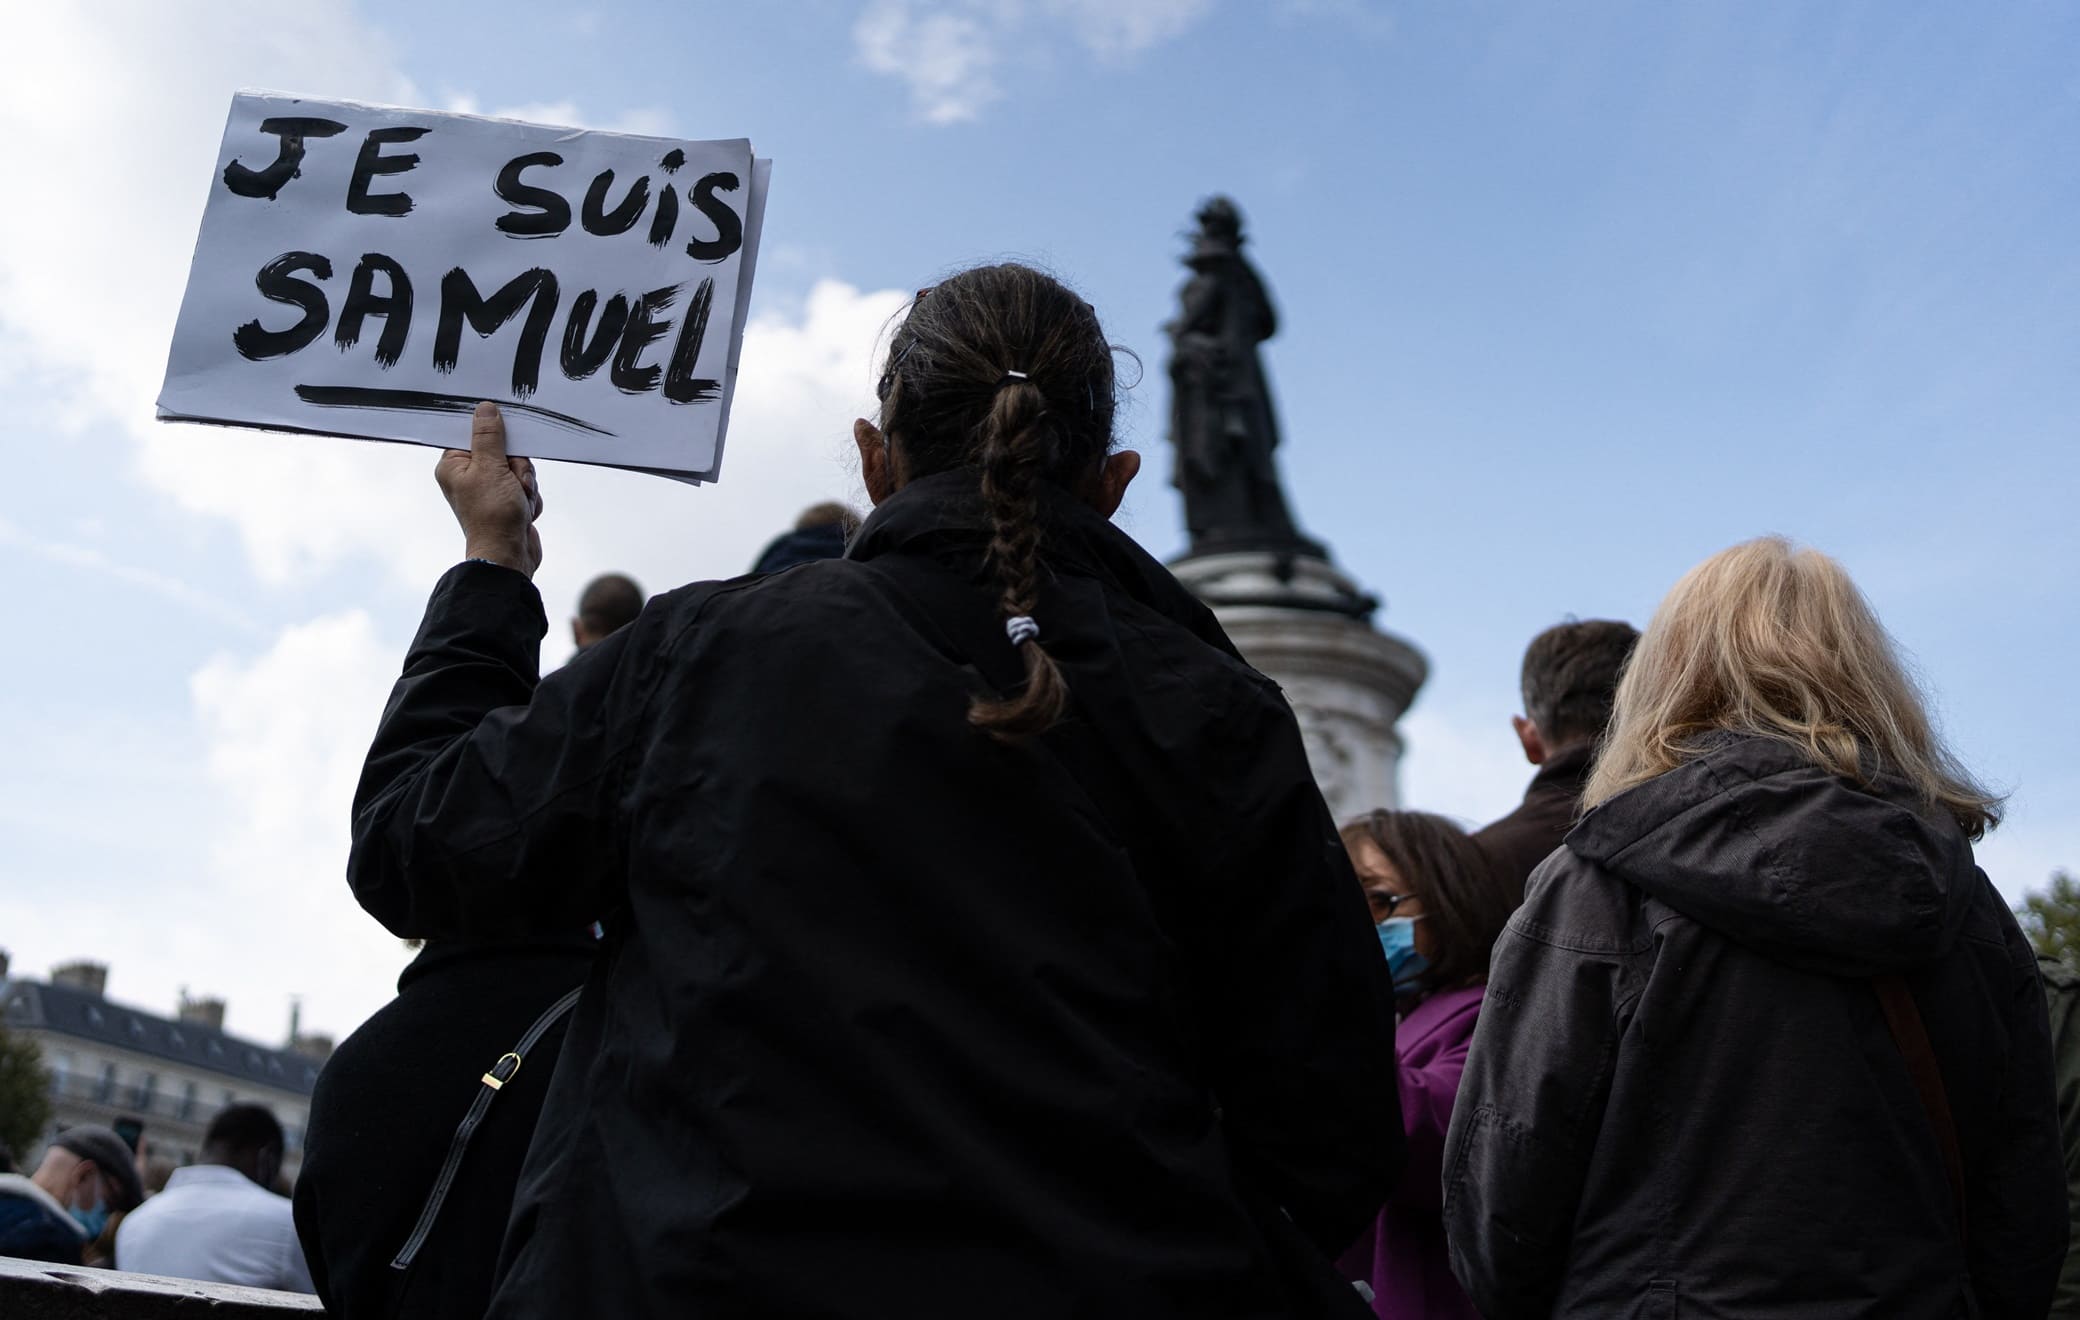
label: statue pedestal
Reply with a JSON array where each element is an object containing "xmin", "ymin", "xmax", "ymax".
[{"xmin": 1172, "ymin": 551, "xmax": 1428, "ymax": 821}]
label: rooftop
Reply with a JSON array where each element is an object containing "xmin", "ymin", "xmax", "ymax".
[{"xmin": 0, "ymin": 978, "xmax": 319, "ymax": 1096}]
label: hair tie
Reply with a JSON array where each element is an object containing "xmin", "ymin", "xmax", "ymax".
[
  {"xmin": 996, "ymin": 369, "xmax": 1030, "ymax": 389},
  {"xmin": 1005, "ymin": 615, "xmax": 1040, "ymax": 646}
]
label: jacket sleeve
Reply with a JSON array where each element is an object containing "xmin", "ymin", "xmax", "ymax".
[
  {"xmin": 1390, "ymin": 1024, "xmax": 1474, "ymax": 1215},
  {"xmin": 1442, "ymin": 857, "xmax": 1628, "ymax": 1320},
  {"xmin": 2044, "ymin": 963, "xmax": 2080, "ymax": 1317},
  {"xmin": 1966, "ymin": 919, "xmax": 2069, "ymax": 1318},
  {"xmin": 347, "ymin": 562, "xmax": 652, "ymax": 938},
  {"xmin": 1199, "ymin": 704, "xmax": 1404, "ymax": 1258}
]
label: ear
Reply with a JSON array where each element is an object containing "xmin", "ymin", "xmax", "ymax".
[
  {"xmin": 570, "ymin": 618, "xmax": 585, "ymax": 650},
  {"xmin": 1086, "ymin": 450, "xmax": 1142, "ymax": 519},
  {"xmin": 70, "ymin": 1160, "xmax": 99, "ymax": 1202},
  {"xmin": 1512, "ymin": 714, "xmax": 1548, "ymax": 766},
  {"xmin": 854, "ymin": 418, "xmax": 897, "ymax": 507}
]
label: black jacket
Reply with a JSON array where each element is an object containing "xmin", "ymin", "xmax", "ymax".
[
  {"xmin": 293, "ymin": 937, "xmax": 593, "ymax": 1320},
  {"xmin": 349, "ymin": 471, "xmax": 1403, "ymax": 1319},
  {"xmin": 1470, "ymin": 741, "xmax": 1593, "ymax": 896},
  {"xmin": 1443, "ymin": 734, "xmax": 2065, "ymax": 1319}
]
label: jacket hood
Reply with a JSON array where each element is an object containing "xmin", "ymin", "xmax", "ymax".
[{"xmin": 1563, "ymin": 734, "xmax": 1978, "ymax": 975}]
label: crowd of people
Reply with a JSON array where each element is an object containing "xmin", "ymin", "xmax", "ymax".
[{"xmin": 4, "ymin": 261, "xmax": 2075, "ymax": 1318}]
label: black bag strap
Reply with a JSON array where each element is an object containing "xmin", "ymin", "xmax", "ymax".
[
  {"xmin": 1871, "ymin": 973, "xmax": 1967, "ymax": 1245},
  {"xmin": 390, "ymin": 986, "xmax": 583, "ymax": 1271}
]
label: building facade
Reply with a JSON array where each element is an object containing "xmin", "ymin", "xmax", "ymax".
[{"xmin": 1, "ymin": 960, "xmax": 323, "ymax": 1182}]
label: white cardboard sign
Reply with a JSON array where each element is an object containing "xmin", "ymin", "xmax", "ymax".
[{"xmin": 158, "ymin": 92, "xmax": 769, "ymax": 483}]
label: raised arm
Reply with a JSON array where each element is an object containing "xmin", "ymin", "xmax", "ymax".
[{"xmin": 347, "ymin": 404, "xmax": 650, "ymax": 938}]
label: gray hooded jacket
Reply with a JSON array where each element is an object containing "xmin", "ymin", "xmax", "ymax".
[{"xmin": 1443, "ymin": 734, "xmax": 2064, "ymax": 1319}]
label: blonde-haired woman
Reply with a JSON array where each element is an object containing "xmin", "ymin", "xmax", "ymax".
[{"xmin": 1442, "ymin": 537, "xmax": 2065, "ymax": 1319}]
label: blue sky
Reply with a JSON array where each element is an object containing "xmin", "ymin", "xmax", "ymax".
[{"xmin": 1, "ymin": 0, "xmax": 2074, "ymax": 1043}]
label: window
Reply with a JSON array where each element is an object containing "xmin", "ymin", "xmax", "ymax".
[
  {"xmin": 95, "ymin": 1063, "xmax": 117, "ymax": 1102},
  {"xmin": 178, "ymin": 1081, "xmax": 198, "ymax": 1120},
  {"xmin": 137, "ymin": 1072, "xmax": 158, "ymax": 1111}
]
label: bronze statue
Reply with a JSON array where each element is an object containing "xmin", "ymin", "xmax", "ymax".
[{"xmin": 1166, "ymin": 197, "xmax": 1319, "ymax": 557}]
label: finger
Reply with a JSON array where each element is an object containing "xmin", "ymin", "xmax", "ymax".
[
  {"xmin": 511, "ymin": 457, "xmax": 543, "ymax": 519},
  {"xmin": 471, "ymin": 401, "xmax": 507, "ymax": 463},
  {"xmin": 435, "ymin": 448, "xmax": 469, "ymax": 490}
]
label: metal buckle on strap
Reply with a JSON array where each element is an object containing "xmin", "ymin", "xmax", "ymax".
[{"xmin": 480, "ymin": 1051, "xmax": 523, "ymax": 1091}]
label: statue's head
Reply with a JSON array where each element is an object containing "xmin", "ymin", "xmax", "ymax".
[{"xmin": 1187, "ymin": 196, "xmax": 1245, "ymax": 267}]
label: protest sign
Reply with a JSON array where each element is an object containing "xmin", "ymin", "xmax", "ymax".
[{"xmin": 159, "ymin": 92, "xmax": 769, "ymax": 483}]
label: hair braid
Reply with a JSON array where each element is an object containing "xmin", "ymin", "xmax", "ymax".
[
  {"xmin": 872, "ymin": 263, "xmax": 1123, "ymax": 742},
  {"xmin": 970, "ymin": 378, "xmax": 1069, "ymax": 739}
]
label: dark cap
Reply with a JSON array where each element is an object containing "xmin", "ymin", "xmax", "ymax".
[{"xmin": 52, "ymin": 1125, "xmax": 144, "ymax": 1210}]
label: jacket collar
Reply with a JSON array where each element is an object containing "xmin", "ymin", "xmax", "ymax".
[
  {"xmin": 0, "ymin": 1173, "xmax": 86, "ymax": 1236},
  {"xmin": 1526, "ymin": 741, "xmax": 1594, "ymax": 801},
  {"xmin": 847, "ymin": 470, "xmax": 1242, "ymax": 662},
  {"xmin": 1399, "ymin": 984, "xmax": 1483, "ymax": 1044}
]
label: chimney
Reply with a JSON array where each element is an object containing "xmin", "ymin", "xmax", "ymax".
[
  {"xmin": 290, "ymin": 1033, "xmax": 336, "ymax": 1063},
  {"xmin": 0, "ymin": 949, "xmax": 11, "ymax": 980},
  {"xmin": 51, "ymin": 960, "xmax": 108, "ymax": 996},
  {"xmin": 178, "ymin": 994, "xmax": 226, "ymax": 1031}
]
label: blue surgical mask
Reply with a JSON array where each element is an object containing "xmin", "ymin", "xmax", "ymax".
[
  {"xmin": 1376, "ymin": 916, "xmax": 1430, "ymax": 990},
  {"xmin": 70, "ymin": 1191, "xmax": 109, "ymax": 1240}
]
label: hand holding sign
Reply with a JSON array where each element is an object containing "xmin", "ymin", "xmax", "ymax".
[
  {"xmin": 437, "ymin": 403, "xmax": 544, "ymax": 577},
  {"xmin": 160, "ymin": 93, "xmax": 769, "ymax": 484}
]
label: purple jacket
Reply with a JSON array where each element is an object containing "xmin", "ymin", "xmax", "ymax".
[{"xmin": 1340, "ymin": 984, "xmax": 1484, "ymax": 1320}]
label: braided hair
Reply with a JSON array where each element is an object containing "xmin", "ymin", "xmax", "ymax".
[{"xmin": 874, "ymin": 264, "xmax": 1119, "ymax": 740}]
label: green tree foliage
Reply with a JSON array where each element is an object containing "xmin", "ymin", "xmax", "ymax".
[
  {"xmin": 2019, "ymin": 869, "xmax": 2080, "ymax": 971},
  {"xmin": 0, "ymin": 1023, "xmax": 54, "ymax": 1163}
]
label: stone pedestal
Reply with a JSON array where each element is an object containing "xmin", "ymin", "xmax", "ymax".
[{"xmin": 1173, "ymin": 551, "xmax": 1427, "ymax": 822}]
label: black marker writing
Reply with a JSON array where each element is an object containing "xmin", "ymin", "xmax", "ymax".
[
  {"xmin": 611, "ymin": 284, "xmax": 678, "ymax": 393},
  {"xmin": 560, "ymin": 290, "xmax": 631, "ymax": 380},
  {"xmin": 434, "ymin": 267, "xmax": 560, "ymax": 398},
  {"xmin": 347, "ymin": 127, "xmax": 430, "ymax": 217},
  {"xmin": 581, "ymin": 170, "xmax": 649, "ymax": 236},
  {"xmin": 663, "ymin": 277, "xmax": 719, "ymax": 404},
  {"xmin": 233, "ymin": 251, "xmax": 333, "ymax": 360},
  {"xmin": 334, "ymin": 253, "xmax": 414, "ymax": 367},
  {"xmin": 646, "ymin": 178, "xmax": 679, "ymax": 249},
  {"xmin": 222, "ymin": 118, "xmax": 347, "ymax": 200},
  {"xmin": 495, "ymin": 152, "xmax": 571, "ymax": 238},
  {"xmin": 684, "ymin": 172, "xmax": 743, "ymax": 263}
]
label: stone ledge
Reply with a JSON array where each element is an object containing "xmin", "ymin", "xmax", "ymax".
[{"xmin": 0, "ymin": 1256, "xmax": 324, "ymax": 1318}]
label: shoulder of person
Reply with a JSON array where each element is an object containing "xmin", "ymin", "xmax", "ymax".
[{"xmin": 1506, "ymin": 846, "xmax": 1656, "ymax": 958}]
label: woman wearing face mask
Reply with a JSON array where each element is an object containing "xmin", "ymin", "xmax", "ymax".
[{"xmin": 1340, "ymin": 810, "xmax": 1520, "ymax": 1320}]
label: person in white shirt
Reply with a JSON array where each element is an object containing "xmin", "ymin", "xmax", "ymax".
[{"xmin": 116, "ymin": 1103, "xmax": 313, "ymax": 1292}]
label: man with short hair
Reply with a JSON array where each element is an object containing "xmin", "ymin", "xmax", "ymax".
[
  {"xmin": 1473, "ymin": 619, "xmax": 1639, "ymax": 891},
  {"xmin": 751, "ymin": 501, "xmax": 859, "ymax": 575},
  {"xmin": 0, "ymin": 1124, "xmax": 143, "ymax": 1263},
  {"xmin": 571, "ymin": 572, "xmax": 645, "ymax": 651},
  {"xmin": 115, "ymin": 1104, "xmax": 313, "ymax": 1291}
]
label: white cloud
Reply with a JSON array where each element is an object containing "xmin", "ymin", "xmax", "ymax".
[
  {"xmin": 1043, "ymin": 0, "xmax": 1214, "ymax": 58},
  {"xmin": 443, "ymin": 94, "xmax": 676, "ymax": 137},
  {"xmin": 853, "ymin": 0, "xmax": 1215, "ymax": 123},
  {"xmin": 855, "ymin": 0, "xmax": 1004, "ymax": 124},
  {"xmin": 0, "ymin": 514, "xmax": 268, "ymax": 637},
  {"xmin": 0, "ymin": 2, "xmax": 413, "ymax": 434},
  {"xmin": 187, "ymin": 611, "xmax": 417, "ymax": 1040}
]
